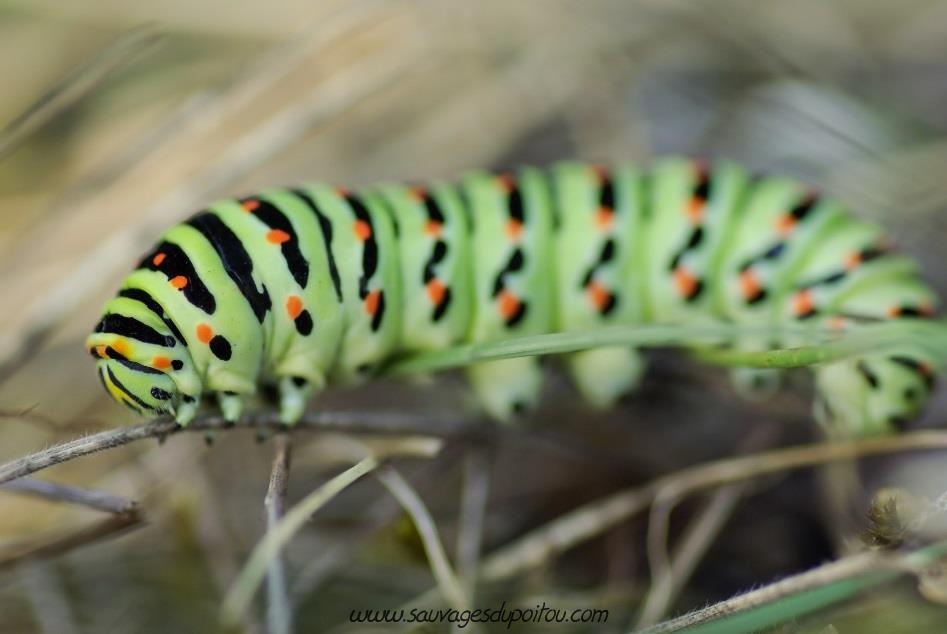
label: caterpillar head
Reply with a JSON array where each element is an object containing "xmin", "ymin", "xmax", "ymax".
[
  {"xmin": 813, "ymin": 354, "xmax": 936, "ymax": 437},
  {"xmin": 86, "ymin": 298, "xmax": 201, "ymax": 424}
]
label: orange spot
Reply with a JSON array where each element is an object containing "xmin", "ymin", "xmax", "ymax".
[
  {"xmin": 586, "ymin": 281, "xmax": 611, "ymax": 311},
  {"xmin": 196, "ymin": 323, "xmax": 214, "ymax": 343},
  {"xmin": 335, "ymin": 186, "xmax": 350, "ymax": 197},
  {"xmin": 844, "ymin": 251, "xmax": 862, "ymax": 270},
  {"xmin": 353, "ymin": 220, "xmax": 372, "ymax": 241},
  {"xmin": 364, "ymin": 290, "xmax": 381, "ymax": 316},
  {"xmin": 919, "ymin": 362, "xmax": 934, "ymax": 376},
  {"xmin": 286, "ymin": 295, "xmax": 303, "ymax": 319},
  {"xmin": 94, "ymin": 344, "xmax": 108, "ymax": 358},
  {"xmin": 242, "ymin": 199, "xmax": 260, "ymax": 213},
  {"xmin": 152, "ymin": 253, "xmax": 166, "ymax": 266},
  {"xmin": 590, "ymin": 164, "xmax": 609, "ymax": 184},
  {"xmin": 112, "ymin": 339, "xmax": 131, "ymax": 357},
  {"xmin": 793, "ymin": 290, "xmax": 815, "ymax": 316},
  {"xmin": 739, "ymin": 270, "xmax": 761, "ymax": 300},
  {"xmin": 775, "ymin": 214, "xmax": 797, "ymax": 236},
  {"xmin": 409, "ymin": 186, "xmax": 427, "ymax": 202},
  {"xmin": 505, "ymin": 219, "xmax": 523, "ymax": 240},
  {"xmin": 686, "ymin": 197, "xmax": 705, "ymax": 224},
  {"xmin": 267, "ymin": 229, "xmax": 291, "ymax": 244},
  {"xmin": 673, "ymin": 267, "xmax": 699, "ymax": 298},
  {"xmin": 921, "ymin": 302, "xmax": 936, "ymax": 317},
  {"xmin": 153, "ymin": 356, "xmax": 172, "ymax": 370},
  {"xmin": 497, "ymin": 290, "xmax": 521, "ymax": 320},
  {"xmin": 426, "ymin": 279, "xmax": 447, "ymax": 305},
  {"xmin": 424, "ymin": 220, "xmax": 443, "ymax": 237},
  {"xmin": 170, "ymin": 275, "xmax": 188, "ymax": 289},
  {"xmin": 595, "ymin": 207, "xmax": 614, "ymax": 230}
]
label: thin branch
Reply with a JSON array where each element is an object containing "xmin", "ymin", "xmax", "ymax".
[
  {"xmin": 2, "ymin": 478, "xmax": 137, "ymax": 515},
  {"xmin": 634, "ymin": 540, "xmax": 947, "ymax": 634},
  {"xmin": 0, "ymin": 25, "xmax": 163, "ymax": 163},
  {"xmin": 264, "ymin": 435, "xmax": 293, "ymax": 634},
  {"xmin": 479, "ymin": 431, "xmax": 947, "ymax": 583},
  {"xmin": 0, "ymin": 409, "xmax": 482, "ymax": 485},
  {"xmin": 0, "ymin": 512, "xmax": 142, "ymax": 571},
  {"xmin": 221, "ymin": 456, "xmax": 382, "ymax": 626},
  {"xmin": 637, "ymin": 427, "xmax": 776, "ymax": 627},
  {"xmin": 376, "ymin": 466, "xmax": 469, "ymax": 612},
  {"xmin": 636, "ymin": 482, "xmax": 747, "ymax": 627}
]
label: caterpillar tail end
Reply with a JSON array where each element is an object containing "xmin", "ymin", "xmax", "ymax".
[{"xmin": 466, "ymin": 358, "xmax": 543, "ymax": 423}]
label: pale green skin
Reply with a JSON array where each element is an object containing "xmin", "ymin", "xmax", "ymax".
[{"xmin": 87, "ymin": 159, "xmax": 938, "ymax": 436}]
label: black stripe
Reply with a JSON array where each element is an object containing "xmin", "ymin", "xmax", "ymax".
[
  {"xmin": 139, "ymin": 241, "xmax": 216, "ymax": 314},
  {"xmin": 432, "ymin": 288, "xmax": 452, "ymax": 322},
  {"xmin": 505, "ymin": 301, "xmax": 528, "ymax": 327},
  {"xmin": 422, "ymin": 240, "xmax": 449, "ymax": 283},
  {"xmin": 292, "ymin": 189, "xmax": 343, "ymax": 303},
  {"xmin": 371, "ymin": 291, "xmax": 386, "ymax": 332},
  {"xmin": 686, "ymin": 226, "xmax": 704, "ymax": 250},
  {"xmin": 347, "ymin": 194, "xmax": 379, "ymax": 298},
  {"xmin": 790, "ymin": 195, "xmax": 817, "ymax": 220},
  {"xmin": 600, "ymin": 293, "xmax": 618, "ymax": 315},
  {"xmin": 506, "ymin": 248, "xmax": 525, "ymax": 272},
  {"xmin": 95, "ymin": 314, "xmax": 173, "ymax": 347},
  {"xmin": 243, "ymin": 197, "xmax": 310, "ymax": 288},
  {"xmin": 600, "ymin": 239, "xmax": 616, "ymax": 263},
  {"xmin": 508, "ymin": 186, "xmax": 525, "ymax": 222},
  {"xmin": 580, "ymin": 268, "xmax": 595, "ymax": 289},
  {"xmin": 423, "ymin": 193, "xmax": 446, "ymax": 223},
  {"xmin": 151, "ymin": 387, "xmax": 172, "ymax": 400},
  {"xmin": 693, "ymin": 162, "xmax": 711, "ymax": 201},
  {"xmin": 599, "ymin": 179, "xmax": 615, "ymax": 209},
  {"xmin": 377, "ymin": 194, "xmax": 399, "ymax": 238},
  {"xmin": 113, "ymin": 356, "xmax": 166, "ymax": 375},
  {"xmin": 187, "ymin": 213, "xmax": 272, "ymax": 323},
  {"xmin": 118, "ymin": 288, "xmax": 186, "ymax": 345},
  {"xmin": 856, "ymin": 361, "xmax": 880, "ymax": 389},
  {"xmin": 890, "ymin": 355, "xmax": 935, "ymax": 390},
  {"xmin": 685, "ymin": 279, "xmax": 705, "ymax": 303},
  {"xmin": 107, "ymin": 366, "xmax": 155, "ymax": 410}
]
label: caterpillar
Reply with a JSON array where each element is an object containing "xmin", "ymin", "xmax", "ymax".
[{"xmin": 86, "ymin": 158, "xmax": 940, "ymax": 436}]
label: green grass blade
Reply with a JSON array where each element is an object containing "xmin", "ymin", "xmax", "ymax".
[
  {"xmin": 636, "ymin": 540, "xmax": 947, "ymax": 634},
  {"xmin": 386, "ymin": 321, "xmax": 947, "ymax": 375},
  {"xmin": 220, "ymin": 455, "xmax": 380, "ymax": 625}
]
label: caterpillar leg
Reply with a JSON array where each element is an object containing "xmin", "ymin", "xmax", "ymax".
[
  {"xmin": 729, "ymin": 367, "xmax": 782, "ymax": 401},
  {"xmin": 276, "ymin": 374, "xmax": 323, "ymax": 424},
  {"xmin": 466, "ymin": 358, "xmax": 543, "ymax": 422},
  {"xmin": 567, "ymin": 347, "xmax": 646, "ymax": 409},
  {"xmin": 175, "ymin": 395, "xmax": 200, "ymax": 426},
  {"xmin": 217, "ymin": 392, "xmax": 247, "ymax": 423}
]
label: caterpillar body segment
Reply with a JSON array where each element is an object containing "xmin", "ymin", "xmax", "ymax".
[
  {"xmin": 552, "ymin": 161, "xmax": 647, "ymax": 407},
  {"xmin": 461, "ymin": 167, "xmax": 556, "ymax": 420},
  {"xmin": 87, "ymin": 158, "xmax": 940, "ymax": 436}
]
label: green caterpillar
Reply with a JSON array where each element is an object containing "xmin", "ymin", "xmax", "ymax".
[{"xmin": 86, "ymin": 158, "xmax": 939, "ymax": 436}]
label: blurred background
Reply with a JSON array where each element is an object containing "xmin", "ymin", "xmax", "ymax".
[{"xmin": 1, "ymin": 0, "xmax": 947, "ymax": 632}]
